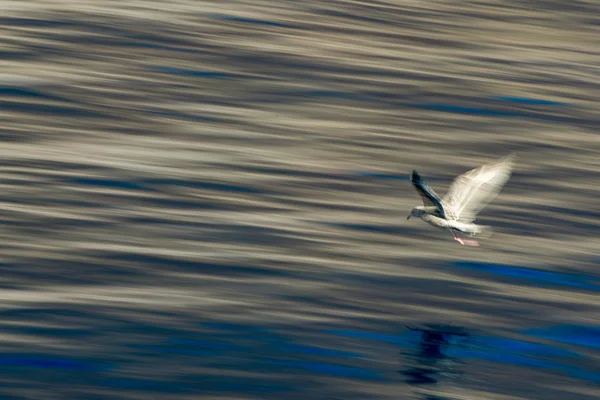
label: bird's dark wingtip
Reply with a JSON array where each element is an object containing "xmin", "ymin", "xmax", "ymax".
[{"xmin": 410, "ymin": 170, "xmax": 420, "ymax": 183}]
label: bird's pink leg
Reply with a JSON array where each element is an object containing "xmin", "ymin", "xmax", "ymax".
[
  {"xmin": 461, "ymin": 239, "xmax": 480, "ymax": 247},
  {"xmin": 449, "ymin": 229, "xmax": 464, "ymax": 245},
  {"xmin": 449, "ymin": 230, "xmax": 479, "ymax": 246}
]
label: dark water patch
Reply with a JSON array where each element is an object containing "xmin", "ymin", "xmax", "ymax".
[
  {"xmin": 2, "ymin": 160, "xmax": 106, "ymax": 171},
  {"xmin": 119, "ymin": 31, "xmax": 199, "ymax": 47},
  {"xmin": 492, "ymin": 96, "xmax": 571, "ymax": 106},
  {"xmin": 195, "ymin": 224, "xmax": 308, "ymax": 247},
  {"xmin": 188, "ymin": 376, "xmax": 292, "ymax": 393},
  {"xmin": 266, "ymin": 360, "xmax": 383, "ymax": 380},
  {"xmin": 2, "ymin": 325, "xmax": 93, "ymax": 338},
  {"xmin": 0, "ymin": 130, "xmax": 40, "ymax": 142},
  {"xmin": 0, "ymin": 87, "xmax": 64, "ymax": 101},
  {"xmin": 41, "ymin": 34, "xmax": 137, "ymax": 47},
  {"xmin": 324, "ymin": 222, "xmax": 407, "ymax": 235},
  {"xmin": 103, "ymin": 253, "xmax": 300, "ymax": 278},
  {"xmin": 317, "ymin": 8, "xmax": 401, "ymax": 26},
  {"xmin": 0, "ymin": 308, "xmax": 93, "ymax": 320},
  {"xmin": 0, "ymin": 101, "xmax": 106, "ymax": 118},
  {"xmin": 142, "ymin": 178, "xmax": 259, "ymax": 194},
  {"xmin": 67, "ymin": 177, "xmax": 146, "ymax": 190},
  {"xmin": 201, "ymin": 322, "xmax": 276, "ymax": 334},
  {"xmin": 327, "ymin": 329, "xmax": 407, "ymax": 346},
  {"xmin": 454, "ymin": 262, "xmax": 600, "ymax": 291},
  {"xmin": 524, "ymin": 325, "xmax": 600, "ymax": 351},
  {"xmin": 194, "ymin": 376, "xmax": 292, "ymax": 394},
  {"xmin": 353, "ymin": 171, "xmax": 410, "ymax": 180},
  {"xmin": 277, "ymin": 344, "xmax": 363, "ymax": 359},
  {"xmin": 128, "ymin": 344, "xmax": 216, "ymax": 358},
  {"xmin": 0, "ymin": 17, "xmax": 73, "ymax": 28},
  {"xmin": 198, "ymin": 322, "xmax": 291, "ymax": 345},
  {"xmin": 224, "ymin": 164, "xmax": 359, "ymax": 181},
  {"xmin": 159, "ymin": 375, "xmax": 293, "ymax": 394},
  {"xmin": 102, "ymin": 378, "xmax": 196, "ymax": 393},
  {"xmin": 153, "ymin": 67, "xmax": 230, "ymax": 79},
  {"xmin": 120, "ymin": 41, "xmax": 166, "ymax": 49},
  {"xmin": 210, "ymin": 14, "xmax": 290, "ymax": 28},
  {"xmin": 167, "ymin": 337, "xmax": 247, "ymax": 351},
  {"xmin": 120, "ymin": 42, "xmax": 203, "ymax": 54},
  {"xmin": 1, "ymin": 258, "xmax": 151, "ymax": 285},
  {"xmin": 497, "ymin": 206, "xmax": 600, "ymax": 236},
  {"xmin": 41, "ymin": 198, "xmax": 118, "ymax": 209},
  {"xmin": 415, "ymin": 103, "xmax": 587, "ymax": 124},
  {"xmin": 290, "ymin": 89, "xmax": 368, "ymax": 101},
  {"xmin": 135, "ymin": 196, "xmax": 226, "ymax": 211},
  {"xmin": 418, "ymin": 104, "xmax": 525, "ymax": 117},
  {"xmin": 526, "ymin": 204, "xmax": 600, "ymax": 221},
  {"xmin": 0, "ymin": 354, "xmax": 107, "ymax": 371}
]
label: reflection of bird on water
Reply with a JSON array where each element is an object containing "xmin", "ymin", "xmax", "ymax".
[
  {"xmin": 401, "ymin": 324, "xmax": 470, "ymax": 386},
  {"xmin": 417, "ymin": 330, "xmax": 448, "ymax": 359},
  {"xmin": 407, "ymin": 154, "xmax": 515, "ymax": 246}
]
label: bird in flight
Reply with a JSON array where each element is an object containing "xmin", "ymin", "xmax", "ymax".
[{"xmin": 407, "ymin": 154, "xmax": 515, "ymax": 246}]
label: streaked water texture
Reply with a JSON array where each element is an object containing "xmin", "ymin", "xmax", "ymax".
[{"xmin": 1, "ymin": 1, "xmax": 600, "ymax": 399}]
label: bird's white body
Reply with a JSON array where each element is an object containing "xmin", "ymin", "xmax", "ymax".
[
  {"xmin": 418, "ymin": 211, "xmax": 479, "ymax": 234},
  {"xmin": 408, "ymin": 154, "xmax": 514, "ymax": 245}
]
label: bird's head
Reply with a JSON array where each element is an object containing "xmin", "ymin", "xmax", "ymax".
[{"xmin": 407, "ymin": 206, "xmax": 426, "ymax": 220}]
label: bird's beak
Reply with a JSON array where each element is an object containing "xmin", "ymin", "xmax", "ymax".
[{"xmin": 407, "ymin": 214, "xmax": 411, "ymax": 220}]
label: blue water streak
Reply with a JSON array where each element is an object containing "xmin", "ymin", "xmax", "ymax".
[
  {"xmin": 492, "ymin": 96, "xmax": 571, "ymax": 106},
  {"xmin": 167, "ymin": 338, "xmax": 247, "ymax": 351},
  {"xmin": 454, "ymin": 262, "xmax": 600, "ymax": 291},
  {"xmin": 266, "ymin": 360, "xmax": 384, "ymax": 380},
  {"xmin": 419, "ymin": 104, "xmax": 524, "ymax": 117},
  {"xmin": 210, "ymin": 15, "xmax": 289, "ymax": 27},
  {"xmin": 353, "ymin": 171, "xmax": 410, "ymax": 180},
  {"xmin": 153, "ymin": 67, "xmax": 229, "ymax": 79},
  {"xmin": 68, "ymin": 177, "xmax": 145, "ymax": 190},
  {"xmin": 277, "ymin": 344, "xmax": 363, "ymax": 359},
  {"xmin": 524, "ymin": 325, "xmax": 600, "ymax": 350},
  {"xmin": 326, "ymin": 329, "xmax": 409, "ymax": 345},
  {"xmin": 0, "ymin": 354, "xmax": 107, "ymax": 371}
]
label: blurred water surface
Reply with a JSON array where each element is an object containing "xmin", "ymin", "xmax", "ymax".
[{"xmin": 1, "ymin": 1, "xmax": 600, "ymax": 399}]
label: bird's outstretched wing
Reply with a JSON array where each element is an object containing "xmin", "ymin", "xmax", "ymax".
[
  {"xmin": 410, "ymin": 170, "xmax": 446, "ymax": 218},
  {"xmin": 442, "ymin": 153, "xmax": 515, "ymax": 223}
]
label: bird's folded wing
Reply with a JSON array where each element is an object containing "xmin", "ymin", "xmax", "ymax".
[
  {"xmin": 410, "ymin": 170, "xmax": 446, "ymax": 218},
  {"xmin": 442, "ymin": 154, "xmax": 515, "ymax": 223}
]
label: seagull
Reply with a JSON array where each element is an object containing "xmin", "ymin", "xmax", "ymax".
[{"xmin": 407, "ymin": 154, "xmax": 515, "ymax": 246}]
